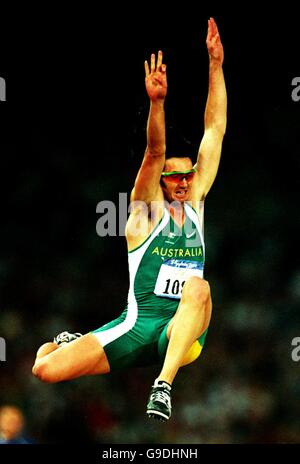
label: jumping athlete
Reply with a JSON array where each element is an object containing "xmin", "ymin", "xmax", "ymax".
[{"xmin": 32, "ymin": 17, "xmax": 227, "ymax": 422}]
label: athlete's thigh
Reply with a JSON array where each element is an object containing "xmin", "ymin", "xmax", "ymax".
[{"xmin": 166, "ymin": 282, "xmax": 212, "ymax": 340}]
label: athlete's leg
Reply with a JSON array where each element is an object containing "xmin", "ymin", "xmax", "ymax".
[
  {"xmin": 32, "ymin": 333, "xmax": 110, "ymax": 383},
  {"xmin": 146, "ymin": 277, "xmax": 212, "ymax": 420},
  {"xmin": 158, "ymin": 276, "xmax": 212, "ymax": 385}
]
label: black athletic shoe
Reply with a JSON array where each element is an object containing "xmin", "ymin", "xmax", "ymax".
[
  {"xmin": 146, "ymin": 379, "xmax": 172, "ymax": 421},
  {"xmin": 53, "ymin": 331, "xmax": 82, "ymax": 346}
]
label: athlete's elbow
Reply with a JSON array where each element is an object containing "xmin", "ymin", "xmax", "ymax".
[
  {"xmin": 205, "ymin": 120, "xmax": 226, "ymax": 138},
  {"xmin": 213, "ymin": 122, "xmax": 226, "ymax": 138},
  {"xmin": 145, "ymin": 145, "xmax": 166, "ymax": 158}
]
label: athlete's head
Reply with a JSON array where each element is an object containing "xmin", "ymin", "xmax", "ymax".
[
  {"xmin": 0, "ymin": 405, "xmax": 25, "ymax": 441},
  {"xmin": 160, "ymin": 157, "xmax": 195, "ymax": 203}
]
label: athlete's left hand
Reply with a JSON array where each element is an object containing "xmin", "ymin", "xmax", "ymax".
[{"xmin": 206, "ymin": 17, "xmax": 224, "ymax": 65}]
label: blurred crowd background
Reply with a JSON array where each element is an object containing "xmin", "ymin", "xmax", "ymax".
[{"xmin": 0, "ymin": 9, "xmax": 299, "ymax": 444}]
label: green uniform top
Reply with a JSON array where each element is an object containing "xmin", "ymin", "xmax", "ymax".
[{"xmin": 128, "ymin": 202, "xmax": 205, "ymax": 313}]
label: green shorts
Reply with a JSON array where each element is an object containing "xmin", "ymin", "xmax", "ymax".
[{"xmin": 92, "ymin": 306, "xmax": 208, "ymax": 371}]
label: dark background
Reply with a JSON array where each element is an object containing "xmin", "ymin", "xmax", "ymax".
[{"xmin": 0, "ymin": 6, "xmax": 300, "ymax": 444}]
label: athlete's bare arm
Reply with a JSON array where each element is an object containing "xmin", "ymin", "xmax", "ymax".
[
  {"xmin": 192, "ymin": 17, "xmax": 227, "ymax": 201},
  {"xmin": 131, "ymin": 50, "xmax": 167, "ymax": 205}
]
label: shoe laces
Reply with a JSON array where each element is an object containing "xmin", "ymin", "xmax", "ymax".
[
  {"xmin": 151, "ymin": 388, "xmax": 171, "ymax": 407},
  {"xmin": 54, "ymin": 331, "xmax": 82, "ymax": 345}
]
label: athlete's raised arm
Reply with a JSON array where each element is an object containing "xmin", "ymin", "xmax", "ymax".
[
  {"xmin": 131, "ymin": 50, "xmax": 167, "ymax": 205},
  {"xmin": 193, "ymin": 17, "xmax": 227, "ymax": 200}
]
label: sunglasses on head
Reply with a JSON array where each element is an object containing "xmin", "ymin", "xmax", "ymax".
[{"xmin": 161, "ymin": 168, "xmax": 196, "ymax": 183}]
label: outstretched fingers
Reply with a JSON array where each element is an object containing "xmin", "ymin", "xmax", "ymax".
[
  {"xmin": 207, "ymin": 17, "xmax": 219, "ymax": 41},
  {"xmin": 145, "ymin": 50, "xmax": 165, "ymax": 76},
  {"xmin": 206, "ymin": 17, "xmax": 224, "ymax": 64},
  {"xmin": 151, "ymin": 53, "xmax": 156, "ymax": 73},
  {"xmin": 207, "ymin": 18, "xmax": 213, "ymax": 42},
  {"xmin": 144, "ymin": 49, "xmax": 167, "ymax": 100},
  {"xmin": 156, "ymin": 50, "xmax": 163, "ymax": 71},
  {"xmin": 211, "ymin": 17, "xmax": 218, "ymax": 35},
  {"xmin": 144, "ymin": 60, "xmax": 150, "ymax": 77}
]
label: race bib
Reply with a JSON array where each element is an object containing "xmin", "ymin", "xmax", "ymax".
[{"xmin": 154, "ymin": 259, "xmax": 204, "ymax": 300}]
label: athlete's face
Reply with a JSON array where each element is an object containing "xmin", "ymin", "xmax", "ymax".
[
  {"xmin": 161, "ymin": 158, "xmax": 194, "ymax": 203},
  {"xmin": 0, "ymin": 407, "xmax": 24, "ymax": 440}
]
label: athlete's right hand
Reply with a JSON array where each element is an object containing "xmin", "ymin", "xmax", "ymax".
[{"xmin": 144, "ymin": 50, "xmax": 167, "ymax": 101}]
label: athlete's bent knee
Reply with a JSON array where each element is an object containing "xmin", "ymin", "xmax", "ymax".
[
  {"xmin": 32, "ymin": 360, "xmax": 57, "ymax": 384},
  {"xmin": 182, "ymin": 277, "xmax": 211, "ymax": 306}
]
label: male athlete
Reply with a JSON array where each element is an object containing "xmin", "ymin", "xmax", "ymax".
[{"xmin": 32, "ymin": 17, "xmax": 227, "ymax": 422}]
